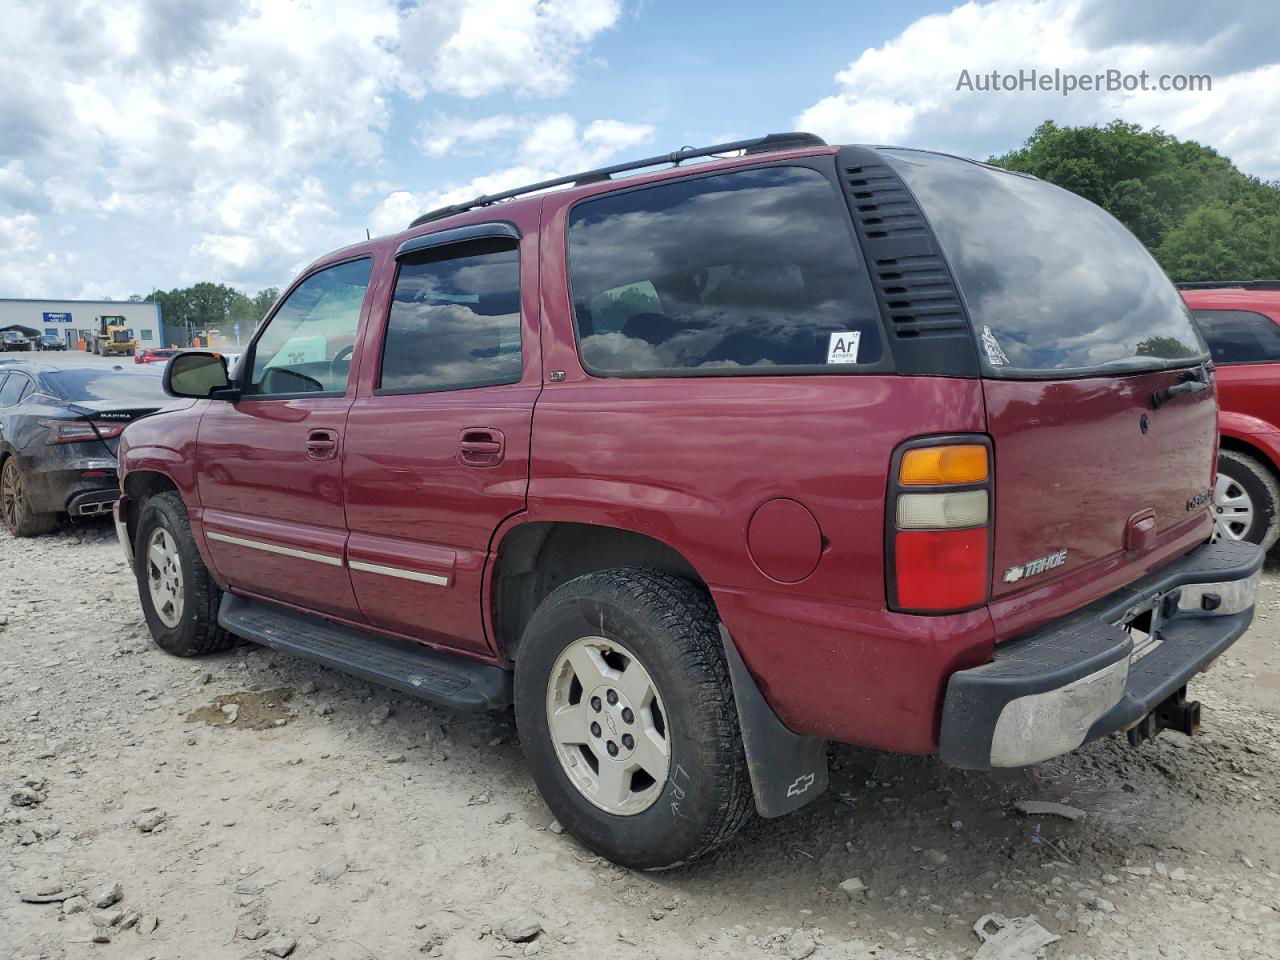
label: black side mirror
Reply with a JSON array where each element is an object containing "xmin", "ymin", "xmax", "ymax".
[{"xmin": 164, "ymin": 351, "xmax": 237, "ymax": 400}]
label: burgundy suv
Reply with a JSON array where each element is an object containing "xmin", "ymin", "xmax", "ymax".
[{"xmin": 115, "ymin": 134, "xmax": 1262, "ymax": 869}]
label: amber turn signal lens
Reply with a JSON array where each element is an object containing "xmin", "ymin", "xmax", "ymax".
[{"xmin": 899, "ymin": 444, "xmax": 989, "ymax": 486}]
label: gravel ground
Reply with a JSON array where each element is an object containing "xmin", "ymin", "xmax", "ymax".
[{"xmin": 3, "ymin": 519, "xmax": 1280, "ymax": 960}]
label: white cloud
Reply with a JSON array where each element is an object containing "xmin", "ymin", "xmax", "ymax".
[
  {"xmin": 0, "ymin": 214, "xmax": 76, "ymax": 297},
  {"xmin": 795, "ymin": 0, "xmax": 1280, "ymax": 178},
  {"xmin": 369, "ymin": 113, "xmax": 655, "ymax": 236},
  {"xmin": 189, "ymin": 177, "xmax": 338, "ymax": 280},
  {"xmin": 0, "ymin": 0, "xmax": 624, "ymax": 291},
  {"xmin": 403, "ymin": 0, "xmax": 621, "ymax": 99},
  {"xmin": 0, "ymin": 161, "xmax": 41, "ymax": 212},
  {"xmin": 418, "ymin": 115, "xmax": 524, "ymax": 156}
]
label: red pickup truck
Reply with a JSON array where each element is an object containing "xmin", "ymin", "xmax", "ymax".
[{"xmin": 115, "ymin": 134, "xmax": 1261, "ymax": 869}]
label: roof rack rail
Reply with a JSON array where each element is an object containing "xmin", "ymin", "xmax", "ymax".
[
  {"xmin": 407, "ymin": 132, "xmax": 827, "ymax": 228},
  {"xmin": 1176, "ymin": 280, "xmax": 1280, "ymax": 290}
]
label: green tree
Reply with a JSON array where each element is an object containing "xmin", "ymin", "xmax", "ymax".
[
  {"xmin": 142, "ymin": 282, "xmax": 282, "ymax": 345},
  {"xmin": 252, "ymin": 287, "xmax": 280, "ymax": 320},
  {"xmin": 990, "ymin": 120, "xmax": 1280, "ymax": 281}
]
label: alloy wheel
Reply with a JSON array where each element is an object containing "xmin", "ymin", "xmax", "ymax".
[
  {"xmin": 146, "ymin": 527, "xmax": 185, "ymax": 628},
  {"xmin": 1213, "ymin": 472, "xmax": 1254, "ymax": 542},
  {"xmin": 1, "ymin": 460, "xmax": 24, "ymax": 530},
  {"xmin": 545, "ymin": 636, "xmax": 670, "ymax": 816}
]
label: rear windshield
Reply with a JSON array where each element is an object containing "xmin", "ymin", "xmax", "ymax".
[
  {"xmin": 45, "ymin": 368, "xmax": 170, "ymax": 403},
  {"xmin": 567, "ymin": 165, "xmax": 886, "ymax": 376},
  {"xmin": 881, "ymin": 149, "xmax": 1207, "ymax": 377}
]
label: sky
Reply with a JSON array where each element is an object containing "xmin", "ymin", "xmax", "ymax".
[{"xmin": 1, "ymin": 0, "xmax": 1278, "ymax": 300}]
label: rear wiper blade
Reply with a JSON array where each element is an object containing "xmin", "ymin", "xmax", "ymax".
[{"xmin": 1151, "ymin": 365, "xmax": 1210, "ymax": 409}]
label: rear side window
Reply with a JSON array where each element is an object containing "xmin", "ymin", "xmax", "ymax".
[
  {"xmin": 379, "ymin": 239, "xmax": 521, "ymax": 394},
  {"xmin": 1192, "ymin": 309, "xmax": 1280, "ymax": 365},
  {"xmin": 567, "ymin": 166, "xmax": 884, "ymax": 375},
  {"xmin": 0, "ymin": 374, "xmax": 29, "ymax": 406},
  {"xmin": 0, "ymin": 373, "xmax": 18, "ymax": 407},
  {"xmin": 882, "ymin": 149, "xmax": 1207, "ymax": 377}
]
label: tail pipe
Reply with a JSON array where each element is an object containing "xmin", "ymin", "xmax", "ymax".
[
  {"xmin": 67, "ymin": 490, "xmax": 119, "ymax": 518},
  {"xmin": 1127, "ymin": 685, "xmax": 1201, "ymax": 746}
]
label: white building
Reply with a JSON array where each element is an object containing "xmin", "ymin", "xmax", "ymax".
[{"xmin": 0, "ymin": 298, "xmax": 169, "ymax": 349}]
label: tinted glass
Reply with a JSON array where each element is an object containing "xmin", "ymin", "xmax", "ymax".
[
  {"xmin": 0, "ymin": 374, "xmax": 23, "ymax": 406},
  {"xmin": 379, "ymin": 240, "xmax": 521, "ymax": 393},
  {"xmin": 46, "ymin": 368, "xmax": 170, "ymax": 402},
  {"xmin": 567, "ymin": 166, "xmax": 883, "ymax": 375},
  {"xmin": 1192, "ymin": 309, "xmax": 1280, "ymax": 365},
  {"xmin": 882, "ymin": 149, "xmax": 1206, "ymax": 376},
  {"xmin": 248, "ymin": 257, "xmax": 372, "ymax": 396}
]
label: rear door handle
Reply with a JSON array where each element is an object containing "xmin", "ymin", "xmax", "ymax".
[
  {"xmin": 306, "ymin": 429, "xmax": 338, "ymax": 461},
  {"xmin": 458, "ymin": 427, "xmax": 505, "ymax": 467}
]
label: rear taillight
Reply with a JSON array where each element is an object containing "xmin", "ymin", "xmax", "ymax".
[
  {"xmin": 888, "ymin": 438, "xmax": 992, "ymax": 613},
  {"xmin": 41, "ymin": 420, "xmax": 126, "ymax": 444}
]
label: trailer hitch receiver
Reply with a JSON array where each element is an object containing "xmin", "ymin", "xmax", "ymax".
[{"xmin": 1127, "ymin": 686, "xmax": 1201, "ymax": 746}]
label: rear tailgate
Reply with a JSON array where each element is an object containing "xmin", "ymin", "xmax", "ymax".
[
  {"xmin": 985, "ymin": 369, "xmax": 1216, "ymax": 602},
  {"xmin": 879, "ymin": 148, "xmax": 1217, "ymax": 634}
]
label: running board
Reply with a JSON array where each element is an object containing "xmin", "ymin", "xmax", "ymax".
[{"xmin": 218, "ymin": 593, "xmax": 512, "ymax": 710}]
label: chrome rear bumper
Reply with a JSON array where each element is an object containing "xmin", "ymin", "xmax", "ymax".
[{"xmin": 940, "ymin": 539, "xmax": 1263, "ymax": 769}]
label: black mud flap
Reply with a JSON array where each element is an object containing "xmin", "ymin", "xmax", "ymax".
[{"xmin": 719, "ymin": 624, "xmax": 829, "ymax": 817}]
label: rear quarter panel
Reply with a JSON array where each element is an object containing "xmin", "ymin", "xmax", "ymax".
[{"xmin": 529, "ymin": 186, "xmax": 995, "ymax": 749}]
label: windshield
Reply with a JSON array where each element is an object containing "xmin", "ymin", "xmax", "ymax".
[
  {"xmin": 45, "ymin": 368, "xmax": 170, "ymax": 403},
  {"xmin": 880, "ymin": 148, "xmax": 1207, "ymax": 378}
]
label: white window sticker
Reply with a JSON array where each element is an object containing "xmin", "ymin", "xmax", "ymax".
[
  {"xmin": 826, "ymin": 331, "xmax": 861, "ymax": 364},
  {"xmin": 981, "ymin": 325, "xmax": 1010, "ymax": 366}
]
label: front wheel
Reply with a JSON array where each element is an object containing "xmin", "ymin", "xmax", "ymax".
[
  {"xmin": 514, "ymin": 568, "xmax": 754, "ymax": 870},
  {"xmin": 1214, "ymin": 450, "xmax": 1280, "ymax": 551},
  {"xmin": 134, "ymin": 491, "xmax": 236, "ymax": 656}
]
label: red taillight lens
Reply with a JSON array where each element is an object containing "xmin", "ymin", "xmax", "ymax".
[
  {"xmin": 889, "ymin": 437, "xmax": 993, "ymax": 614},
  {"xmin": 894, "ymin": 529, "xmax": 989, "ymax": 611},
  {"xmin": 41, "ymin": 420, "xmax": 126, "ymax": 444}
]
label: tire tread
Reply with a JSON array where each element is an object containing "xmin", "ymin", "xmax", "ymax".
[
  {"xmin": 518, "ymin": 566, "xmax": 754, "ymax": 868},
  {"xmin": 136, "ymin": 491, "xmax": 235, "ymax": 656}
]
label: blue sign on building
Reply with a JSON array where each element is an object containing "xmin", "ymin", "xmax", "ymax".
[{"xmin": 42, "ymin": 312, "xmax": 72, "ymax": 324}]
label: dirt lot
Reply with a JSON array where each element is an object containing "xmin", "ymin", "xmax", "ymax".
[{"xmin": 4, "ymin": 520, "xmax": 1280, "ymax": 960}]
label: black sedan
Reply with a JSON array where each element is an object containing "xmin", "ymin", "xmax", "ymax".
[
  {"xmin": 36, "ymin": 335, "xmax": 67, "ymax": 351},
  {"xmin": 0, "ymin": 360, "xmax": 174, "ymax": 536}
]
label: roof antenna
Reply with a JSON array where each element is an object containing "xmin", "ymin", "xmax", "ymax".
[{"xmin": 366, "ymin": 228, "xmax": 371, "ymax": 240}]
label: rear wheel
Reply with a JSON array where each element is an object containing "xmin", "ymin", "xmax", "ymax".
[
  {"xmin": 1214, "ymin": 449, "xmax": 1280, "ymax": 550},
  {"xmin": 0, "ymin": 457, "xmax": 57, "ymax": 537},
  {"xmin": 514, "ymin": 568, "xmax": 753, "ymax": 870},
  {"xmin": 134, "ymin": 491, "xmax": 235, "ymax": 656}
]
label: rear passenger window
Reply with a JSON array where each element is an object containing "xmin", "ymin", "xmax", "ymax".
[
  {"xmin": 379, "ymin": 240, "xmax": 522, "ymax": 394},
  {"xmin": 1192, "ymin": 309, "xmax": 1280, "ymax": 365},
  {"xmin": 0, "ymin": 374, "xmax": 27, "ymax": 406},
  {"xmin": 567, "ymin": 166, "xmax": 884, "ymax": 375}
]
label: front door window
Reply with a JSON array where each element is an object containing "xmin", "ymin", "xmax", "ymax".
[{"xmin": 246, "ymin": 258, "xmax": 373, "ymax": 396}]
